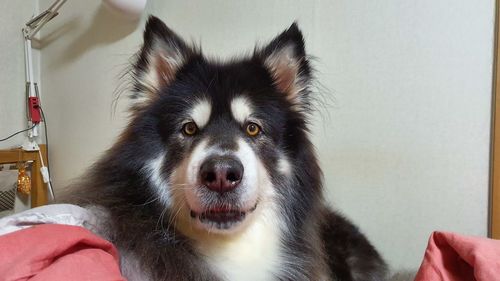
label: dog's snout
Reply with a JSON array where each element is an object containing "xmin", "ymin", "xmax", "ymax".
[{"xmin": 200, "ymin": 156, "xmax": 243, "ymax": 193}]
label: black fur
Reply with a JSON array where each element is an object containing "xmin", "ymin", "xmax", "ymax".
[{"xmin": 60, "ymin": 16, "xmax": 387, "ymax": 281}]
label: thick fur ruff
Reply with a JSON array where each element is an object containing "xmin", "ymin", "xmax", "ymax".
[{"xmin": 61, "ymin": 16, "xmax": 388, "ymax": 281}]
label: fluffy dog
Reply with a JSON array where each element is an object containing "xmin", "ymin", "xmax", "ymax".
[{"xmin": 63, "ymin": 16, "xmax": 387, "ymax": 281}]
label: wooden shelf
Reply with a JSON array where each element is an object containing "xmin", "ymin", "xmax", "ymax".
[{"xmin": 0, "ymin": 145, "xmax": 49, "ymax": 207}]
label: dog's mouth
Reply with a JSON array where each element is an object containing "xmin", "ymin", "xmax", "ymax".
[{"xmin": 189, "ymin": 204, "xmax": 257, "ymax": 230}]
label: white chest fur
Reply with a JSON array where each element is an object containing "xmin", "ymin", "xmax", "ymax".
[{"xmin": 196, "ymin": 210, "xmax": 285, "ymax": 281}]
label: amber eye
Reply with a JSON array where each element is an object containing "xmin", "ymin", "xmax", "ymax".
[
  {"xmin": 246, "ymin": 122, "xmax": 261, "ymax": 137},
  {"xmin": 182, "ymin": 122, "xmax": 198, "ymax": 136}
]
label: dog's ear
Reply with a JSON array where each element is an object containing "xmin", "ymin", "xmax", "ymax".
[
  {"xmin": 130, "ymin": 16, "xmax": 192, "ymax": 109},
  {"xmin": 257, "ymin": 23, "xmax": 312, "ymax": 107}
]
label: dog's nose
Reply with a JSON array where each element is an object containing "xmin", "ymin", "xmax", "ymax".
[{"xmin": 200, "ymin": 156, "xmax": 243, "ymax": 193}]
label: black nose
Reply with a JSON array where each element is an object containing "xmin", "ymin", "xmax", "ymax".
[{"xmin": 199, "ymin": 156, "xmax": 244, "ymax": 193}]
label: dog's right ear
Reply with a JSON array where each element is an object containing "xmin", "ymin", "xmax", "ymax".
[{"xmin": 130, "ymin": 16, "xmax": 192, "ymax": 109}]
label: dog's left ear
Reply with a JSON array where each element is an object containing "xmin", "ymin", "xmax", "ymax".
[{"xmin": 257, "ymin": 23, "xmax": 312, "ymax": 106}]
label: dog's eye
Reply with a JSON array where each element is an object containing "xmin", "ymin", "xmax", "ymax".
[
  {"xmin": 182, "ymin": 122, "xmax": 198, "ymax": 136},
  {"xmin": 246, "ymin": 122, "xmax": 261, "ymax": 137}
]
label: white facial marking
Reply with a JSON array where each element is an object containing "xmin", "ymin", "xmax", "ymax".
[
  {"xmin": 191, "ymin": 99, "xmax": 212, "ymax": 128},
  {"xmin": 197, "ymin": 140, "xmax": 285, "ymax": 281},
  {"xmin": 277, "ymin": 156, "xmax": 292, "ymax": 175},
  {"xmin": 144, "ymin": 153, "xmax": 171, "ymax": 207},
  {"xmin": 170, "ymin": 137, "xmax": 288, "ymax": 281},
  {"xmin": 181, "ymin": 138, "xmax": 260, "ymax": 221},
  {"xmin": 232, "ymin": 139, "xmax": 260, "ymax": 208},
  {"xmin": 175, "ymin": 139, "xmax": 212, "ymax": 213},
  {"xmin": 185, "ymin": 139, "xmax": 211, "ymax": 188},
  {"xmin": 231, "ymin": 96, "xmax": 253, "ymax": 124}
]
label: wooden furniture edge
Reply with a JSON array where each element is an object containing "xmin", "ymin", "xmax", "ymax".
[
  {"xmin": 0, "ymin": 144, "xmax": 48, "ymax": 207},
  {"xmin": 491, "ymin": 0, "xmax": 500, "ymax": 239}
]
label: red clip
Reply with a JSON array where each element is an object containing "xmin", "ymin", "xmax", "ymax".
[{"xmin": 28, "ymin": 97, "xmax": 41, "ymax": 123}]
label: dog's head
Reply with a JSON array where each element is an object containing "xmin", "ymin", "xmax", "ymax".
[{"xmin": 126, "ymin": 16, "xmax": 315, "ymax": 235}]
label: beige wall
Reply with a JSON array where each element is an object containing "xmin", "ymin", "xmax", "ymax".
[
  {"xmin": 0, "ymin": 1, "xmax": 40, "ymax": 148},
  {"xmin": 39, "ymin": 0, "xmax": 494, "ymax": 271}
]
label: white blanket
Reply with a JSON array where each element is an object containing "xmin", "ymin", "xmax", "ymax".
[{"xmin": 0, "ymin": 204, "xmax": 99, "ymax": 236}]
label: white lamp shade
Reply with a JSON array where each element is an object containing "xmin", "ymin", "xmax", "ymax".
[{"xmin": 102, "ymin": 0, "xmax": 147, "ymax": 20}]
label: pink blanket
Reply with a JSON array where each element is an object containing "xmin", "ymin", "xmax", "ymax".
[
  {"xmin": 415, "ymin": 231, "xmax": 500, "ymax": 281},
  {"xmin": 0, "ymin": 224, "xmax": 125, "ymax": 281}
]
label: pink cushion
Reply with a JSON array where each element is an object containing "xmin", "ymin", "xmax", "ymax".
[
  {"xmin": 415, "ymin": 231, "xmax": 500, "ymax": 281},
  {"xmin": 0, "ymin": 224, "xmax": 125, "ymax": 281}
]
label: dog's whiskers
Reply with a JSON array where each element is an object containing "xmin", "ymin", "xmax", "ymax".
[
  {"xmin": 134, "ymin": 196, "xmax": 160, "ymax": 206},
  {"xmin": 155, "ymin": 207, "xmax": 168, "ymax": 232},
  {"xmin": 171, "ymin": 201, "xmax": 186, "ymax": 243},
  {"xmin": 167, "ymin": 201, "xmax": 184, "ymax": 230}
]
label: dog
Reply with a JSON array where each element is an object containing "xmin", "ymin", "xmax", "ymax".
[{"xmin": 62, "ymin": 16, "xmax": 388, "ymax": 281}]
